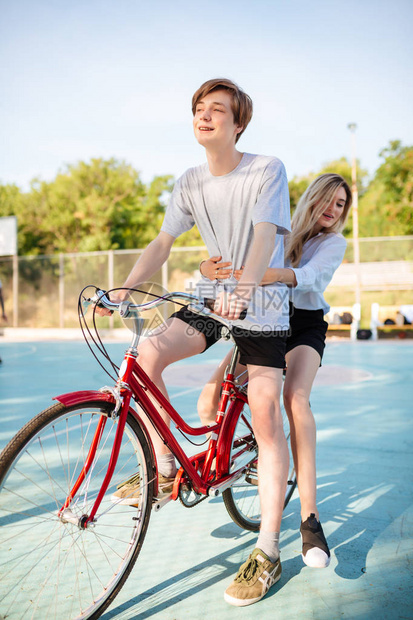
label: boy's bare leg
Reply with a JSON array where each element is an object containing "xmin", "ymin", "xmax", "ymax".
[
  {"xmin": 247, "ymin": 365, "xmax": 288, "ymax": 534},
  {"xmin": 137, "ymin": 318, "xmax": 206, "ymax": 455}
]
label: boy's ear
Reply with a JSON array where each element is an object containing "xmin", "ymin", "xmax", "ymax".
[{"xmin": 236, "ymin": 126, "xmax": 243, "ymax": 134}]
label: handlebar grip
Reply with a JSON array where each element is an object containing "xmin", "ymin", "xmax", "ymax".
[{"xmin": 203, "ymin": 298, "xmax": 247, "ymax": 320}]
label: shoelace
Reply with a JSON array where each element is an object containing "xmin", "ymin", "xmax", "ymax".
[
  {"xmin": 235, "ymin": 557, "xmax": 260, "ymax": 583},
  {"xmin": 117, "ymin": 472, "xmax": 140, "ymax": 489}
]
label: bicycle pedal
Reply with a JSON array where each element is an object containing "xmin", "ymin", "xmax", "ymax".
[{"xmin": 245, "ymin": 474, "xmax": 258, "ymax": 486}]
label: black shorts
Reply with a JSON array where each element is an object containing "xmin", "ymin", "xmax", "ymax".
[
  {"xmin": 286, "ymin": 303, "xmax": 328, "ymax": 361},
  {"xmin": 170, "ymin": 306, "xmax": 287, "ymax": 369}
]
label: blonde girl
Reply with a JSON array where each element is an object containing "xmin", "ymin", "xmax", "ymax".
[{"xmin": 198, "ymin": 173, "xmax": 352, "ymax": 569}]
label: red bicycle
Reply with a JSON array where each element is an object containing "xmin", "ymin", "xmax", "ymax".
[{"xmin": 0, "ymin": 288, "xmax": 296, "ymax": 619}]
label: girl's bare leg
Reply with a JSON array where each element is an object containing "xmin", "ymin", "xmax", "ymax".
[{"xmin": 283, "ymin": 345, "xmax": 320, "ymax": 520}]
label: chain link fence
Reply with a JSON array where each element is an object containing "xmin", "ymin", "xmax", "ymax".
[{"xmin": 0, "ymin": 237, "xmax": 412, "ymax": 328}]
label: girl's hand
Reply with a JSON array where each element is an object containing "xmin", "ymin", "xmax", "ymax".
[
  {"xmin": 200, "ymin": 256, "xmax": 233, "ymax": 280},
  {"xmin": 233, "ymin": 266, "xmax": 244, "ymax": 281}
]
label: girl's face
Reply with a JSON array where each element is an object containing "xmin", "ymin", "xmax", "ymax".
[{"xmin": 315, "ymin": 186, "xmax": 347, "ymax": 231}]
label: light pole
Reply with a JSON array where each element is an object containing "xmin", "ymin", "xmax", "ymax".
[{"xmin": 347, "ymin": 123, "xmax": 361, "ymax": 308}]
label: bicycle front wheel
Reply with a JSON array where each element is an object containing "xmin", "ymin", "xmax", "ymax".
[
  {"xmin": 0, "ymin": 400, "xmax": 154, "ymax": 620},
  {"xmin": 223, "ymin": 399, "xmax": 297, "ymax": 532}
]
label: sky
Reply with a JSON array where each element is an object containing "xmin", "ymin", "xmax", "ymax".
[{"xmin": 1, "ymin": 0, "xmax": 413, "ymax": 189}]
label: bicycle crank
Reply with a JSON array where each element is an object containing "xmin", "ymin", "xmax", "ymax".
[{"xmin": 178, "ymin": 483, "xmax": 206, "ymax": 508}]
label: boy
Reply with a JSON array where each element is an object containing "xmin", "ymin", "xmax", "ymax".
[{"xmin": 101, "ymin": 78, "xmax": 291, "ymax": 606}]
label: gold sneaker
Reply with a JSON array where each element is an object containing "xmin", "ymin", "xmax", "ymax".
[
  {"xmin": 224, "ymin": 548, "xmax": 281, "ymax": 607},
  {"xmin": 111, "ymin": 472, "xmax": 175, "ymax": 506}
]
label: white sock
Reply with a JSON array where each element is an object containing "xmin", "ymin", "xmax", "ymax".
[
  {"xmin": 157, "ymin": 453, "xmax": 177, "ymax": 478},
  {"xmin": 256, "ymin": 531, "xmax": 280, "ymax": 563}
]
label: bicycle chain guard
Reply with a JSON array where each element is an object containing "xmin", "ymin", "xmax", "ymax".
[
  {"xmin": 178, "ymin": 485, "xmax": 206, "ymax": 508},
  {"xmin": 175, "ymin": 467, "xmax": 207, "ymax": 508}
]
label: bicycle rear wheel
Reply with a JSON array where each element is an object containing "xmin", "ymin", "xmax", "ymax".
[
  {"xmin": 0, "ymin": 400, "xmax": 154, "ymax": 620},
  {"xmin": 223, "ymin": 399, "xmax": 297, "ymax": 532}
]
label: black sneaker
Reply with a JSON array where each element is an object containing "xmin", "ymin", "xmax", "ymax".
[{"xmin": 300, "ymin": 513, "xmax": 331, "ymax": 568}]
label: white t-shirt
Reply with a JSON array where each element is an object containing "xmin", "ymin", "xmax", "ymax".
[
  {"xmin": 289, "ymin": 232, "xmax": 347, "ymax": 314},
  {"xmin": 161, "ymin": 153, "xmax": 291, "ymax": 331}
]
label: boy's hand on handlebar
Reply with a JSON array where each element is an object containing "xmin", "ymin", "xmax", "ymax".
[
  {"xmin": 94, "ymin": 290, "xmax": 128, "ymax": 317},
  {"xmin": 200, "ymin": 256, "xmax": 233, "ymax": 280},
  {"xmin": 213, "ymin": 290, "xmax": 249, "ymax": 321}
]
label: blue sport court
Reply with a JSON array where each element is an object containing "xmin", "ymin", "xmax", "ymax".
[{"xmin": 0, "ymin": 338, "xmax": 412, "ymax": 619}]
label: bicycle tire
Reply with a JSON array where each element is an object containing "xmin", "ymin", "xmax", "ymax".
[
  {"xmin": 0, "ymin": 400, "xmax": 155, "ymax": 620},
  {"xmin": 223, "ymin": 399, "xmax": 297, "ymax": 532}
]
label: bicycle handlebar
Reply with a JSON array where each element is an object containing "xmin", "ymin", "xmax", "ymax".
[{"xmin": 84, "ymin": 290, "xmax": 247, "ymax": 321}]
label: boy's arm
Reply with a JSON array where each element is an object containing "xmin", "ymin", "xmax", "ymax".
[
  {"xmin": 96, "ymin": 232, "xmax": 175, "ymax": 315},
  {"xmin": 121, "ymin": 232, "xmax": 175, "ymax": 297},
  {"xmin": 214, "ymin": 222, "xmax": 277, "ymax": 320}
]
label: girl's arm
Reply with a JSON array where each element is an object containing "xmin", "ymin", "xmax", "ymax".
[
  {"xmin": 200, "ymin": 259, "xmax": 294, "ymax": 286},
  {"xmin": 289, "ymin": 235, "xmax": 347, "ymax": 293},
  {"xmin": 260, "ymin": 267, "xmax": 297, "ymax": 286},
  {"xmin": 200, "ymin": 235, "xmax": 346, "ymax": 292}
]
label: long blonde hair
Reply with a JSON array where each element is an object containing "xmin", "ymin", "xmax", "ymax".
[{"xmin": 286, "ymin": 173, "xmax": 352, "ymax": 267}]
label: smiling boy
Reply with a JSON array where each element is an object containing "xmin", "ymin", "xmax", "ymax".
[{"xmin": 105, "ymin": 78, "xmax": 291, "ymax": 606}]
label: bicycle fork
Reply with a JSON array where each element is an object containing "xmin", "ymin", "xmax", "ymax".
[{"xmin": 59, "ymin": 318, "xmax": 144, "ymax": 529}]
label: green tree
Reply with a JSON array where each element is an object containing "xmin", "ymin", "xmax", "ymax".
[
  {"xmin": 288, "ymin": 157, "xmax": 368, "ymax": 209},
  {"xmin": 1, "ymin": 159, "xmax": 174, "ymax": 255},
  {"xmin": 359, "ymin": 141, "xmax": 413, "ymax": 236}
]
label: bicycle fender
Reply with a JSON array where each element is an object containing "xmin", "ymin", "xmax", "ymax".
[{"xmin": 53, "ymin": 390, "xmax": 115, "ymax": 407}]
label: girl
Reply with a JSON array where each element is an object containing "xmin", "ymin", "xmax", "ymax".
[{"xmin": 198, "ymin": 173, "xmax": 352, "ymax": 568}]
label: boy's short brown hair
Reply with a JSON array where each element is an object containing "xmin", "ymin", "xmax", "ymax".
[{"xmin": 192, "ymin": 78, "xmax": 253, "ymax": 143}]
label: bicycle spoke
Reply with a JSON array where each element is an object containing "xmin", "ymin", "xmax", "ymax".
[
  {"xmin": 0, "ymin": 401, "xmax": 154, "ymax": 619},
  {"xmin": 1, "ymin": 521, "xmax": 62, "ymax": 617},
  {"xmin": 28, "ymin": 525, "xmax": 71, "ymax": 619},
  {"xmin": 1, "ymin": 485, "xmax": 58, "ymax": 519},
  {"xmin": 36, "ymin": 438, "xmax": 69, "ymax": 503},
  {"xmin": 12, "ymin": 465, "xmax": 62, "ymax": 507}
]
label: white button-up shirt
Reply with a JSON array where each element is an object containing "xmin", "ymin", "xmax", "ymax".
[{"xmin": 289, "ymin": 232, "xmax": 347, "ymax": 314}]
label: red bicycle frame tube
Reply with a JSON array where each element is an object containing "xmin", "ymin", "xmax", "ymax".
[
  {"xmin": 55, "ymin": 354, "xmax": 248, "ymax": 521},
  {"xmin": 128, "ymin": 364, "xmax": 248, "ymax": 492},
  {"xmin": 216, "ymin": 395, "xmax": 250, "ymax": 479},
  {"xmin": 201, "ymin": 371, "xmax": 234, "ymax": 479}
]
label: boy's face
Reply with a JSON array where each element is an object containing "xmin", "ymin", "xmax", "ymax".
[{"xmin": 193, "ymin": 90, "xmax": 242, "ymax": 149}]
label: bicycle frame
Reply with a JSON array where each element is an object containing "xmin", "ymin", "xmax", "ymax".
[{"xmin": 56, "ymin": 338, "xmax": 250, "ymax": 527}]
